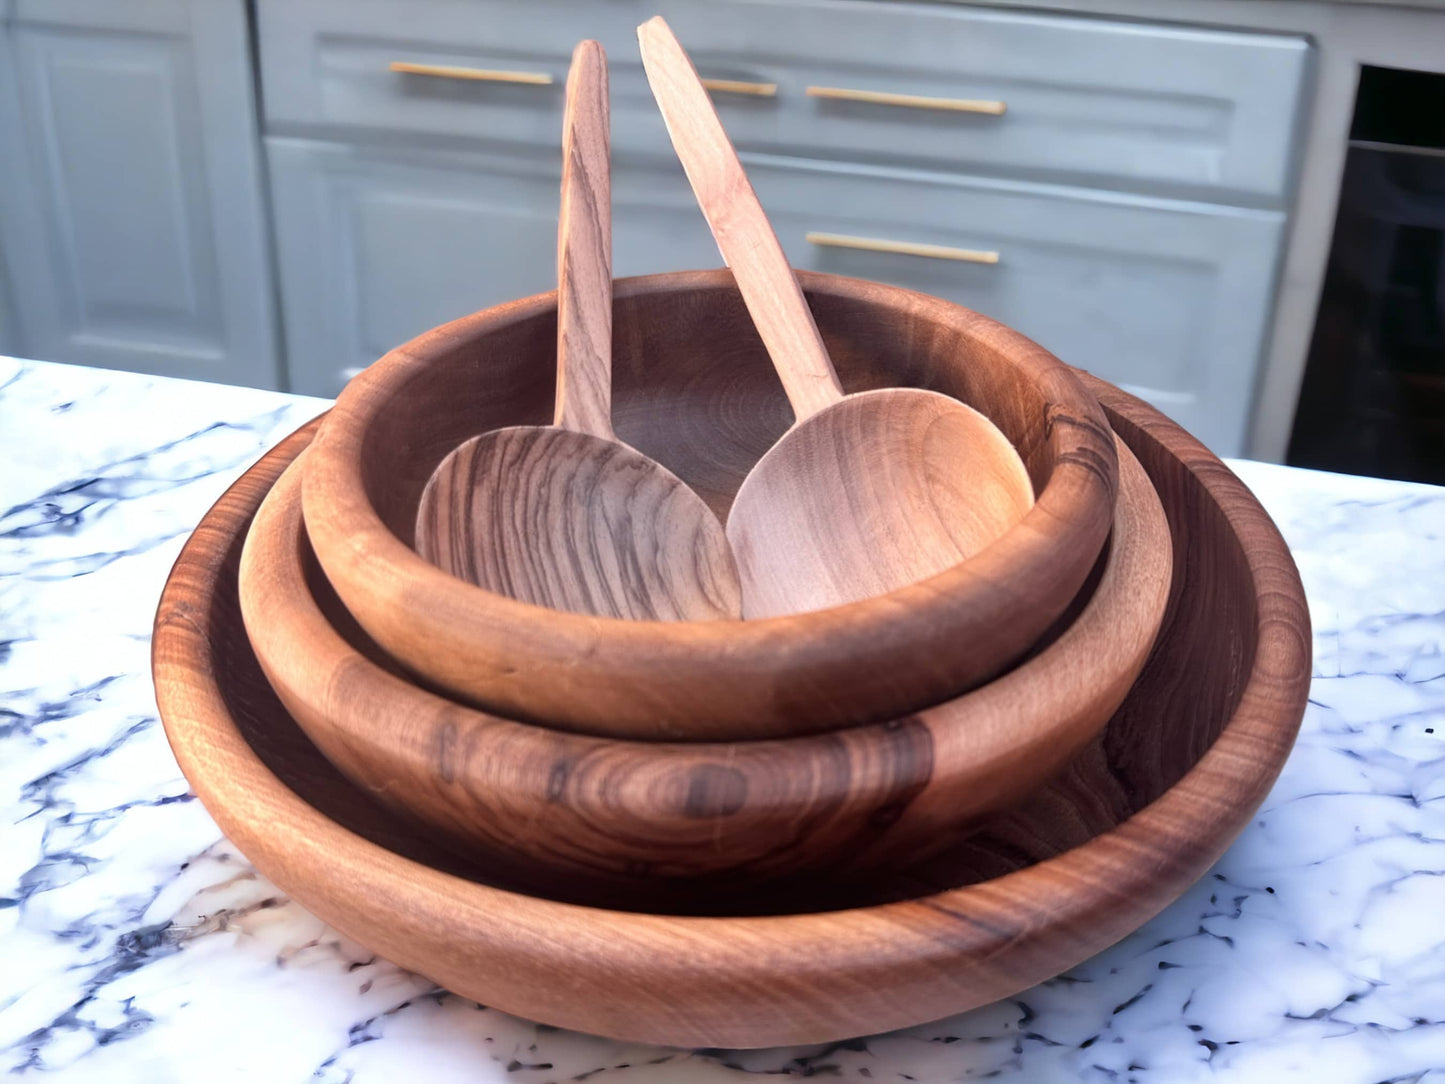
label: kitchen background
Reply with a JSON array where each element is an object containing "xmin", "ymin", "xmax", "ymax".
[
  {"xmin": 0, "ymin": 0, "xmax": 1441, "ymax": 474},
  {"xmin": 3, "ymin": 2, "xmax": 1444, "ymax": 1079}
]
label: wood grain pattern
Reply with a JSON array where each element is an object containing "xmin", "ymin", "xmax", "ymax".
[
  {"xmin": 155, "ymin": 372, "xmax": 1309, "ymax": 1048},
  {"xmin": 553, "ymin": 40, "xmax": 612, "ymax": 439},
  {"xmin": 304, "ymin": 272, "xmax": 1119, "ymax": 739},
  {"xmin": 411, "ymin": 42, "xmax": 740, "ymax": 623},
  {"xmin": 637, "ymin": 17, "xmax": 842, "ymax": 423},
  {"xmin": 238, "ymin": 432, "xmax": 1166, "ymax": 893},
  {"xmin": 638, "ymin": 17, "xmax": 1036, "ymax": 618},
  {"xmin": 728, "ymin": 388, "xmax": 1035, "ymax": 616},
  {"xmin": 415, "ymin": 427, "xmax": 739, "ymax": 621}
]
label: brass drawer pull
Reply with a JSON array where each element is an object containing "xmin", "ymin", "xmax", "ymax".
[
  {"xmin": 389, "ymin": 61, "xmax": 554, "ymax": 86},
  {"xmin": 700, "ymin": 78, "xmax": 778, "ymax": 98},
  {"xmin": 805, "ymin": 85, "xmax": 1006, "ymax": 116},
  {"xmin": 806, "ymin": 231, "xmax": 1000, "ymax": 264}
]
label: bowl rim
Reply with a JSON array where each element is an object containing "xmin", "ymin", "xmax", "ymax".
[
  {"xmin": 301, "ymin": 269, "xmax": 1120, "ymax": 739},
  {"xmin": 154, "ymin": 375, "xmax": 1310, "ymax": 1049},
  {"xmin": 238, "ymin": 430, "xmax": 1170, "ymax": 884}
]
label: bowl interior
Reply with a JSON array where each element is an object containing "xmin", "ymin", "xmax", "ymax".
[
  {"xmin": 213, "ymin": 384, "xmax": 1256, "ymax": 916},
  {"xmin": 356, "ymin": 273, "xmax": 1064, "ymax": 545}
]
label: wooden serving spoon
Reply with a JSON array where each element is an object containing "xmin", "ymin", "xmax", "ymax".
[
  {"xmin": 415, "ymin": 41, "xmax": 741, "ymax": 621},
  {"xmin": 637, "ymin": 17, "xmax": 1036, "ymax": 618}
]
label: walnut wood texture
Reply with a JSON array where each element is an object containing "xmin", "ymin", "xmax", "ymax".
[
  {"xmin": 237, "ymin": 433, "xmax": 1167, "ymax": 893},
  {"xmin": 154, "ymin": 374, "xmax": 1309, "ymax": 1048},
  {"xmin": 637, "ymin": 17, "xmax": 840, "ymax": 422},
  {"xmin": 414, "ymin": 427, "xmax": 740, "ymax": 621},
  {"xmin": 411, "ymin": 43, "xmax": 740, "ymax": 624},
  {"xmin": 553, "ymin": 40, "xmax": 613, "ymax": 440},
  {"xmin": 637, "ymin": 17, "xmax": 1034, "ymax": 618},
  {"xmin": 303, "ymin": 271, "xmax": 1118, "ymax": 739},
  {"xmin": 729, "ymin": 389, "xmax": 1036, "ymax": 616}
]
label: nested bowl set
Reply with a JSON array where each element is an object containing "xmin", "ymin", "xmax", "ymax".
[{"xmin": 152, "ymin": 24, "xmax": 1310, "ymax": 1051}]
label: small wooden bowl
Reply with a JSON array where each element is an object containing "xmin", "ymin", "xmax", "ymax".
[
  {"xmin": 302, "ymin": 271, "xmax": 1119, "ymax": 740},
  {"xmin": 154, "ymin": 376, "xmax": 1310, "ymax": 1048},
  {"xmin": 238, "ymin": 432, "xmax": 1168, "ymax": 891}
]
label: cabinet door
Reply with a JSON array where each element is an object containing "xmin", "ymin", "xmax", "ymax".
[
  {"xmin": 270, "ymin": 130, "xmax": 1284, "ymax": 452},
  {"xmin": 267, "ymin": 137, "xmax": 721, "ymax": 397},
  {"xmin": 0, "ymin": 0, "xmax": 278, "ymax": 386},
  {"xmin": 743, "ymin": 160, "xmax": 1285, "ymax": 456}
]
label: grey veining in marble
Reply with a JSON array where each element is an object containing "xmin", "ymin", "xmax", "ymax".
[{"xmin": 1, "ymin": 355, "xmax": 1442, "ymax": 1082}]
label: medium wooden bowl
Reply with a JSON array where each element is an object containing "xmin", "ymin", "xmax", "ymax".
[
  {"xmin": 302, "ymin": 271, "xmax": 1119, "ymax": 740},
  {"xmin": 237, "ymin": 432, "xmax": 1168, "ymax": 892},
  {"xmin": 154, "ymin": 376, "xmax": 1310, "ymax": 1048}
]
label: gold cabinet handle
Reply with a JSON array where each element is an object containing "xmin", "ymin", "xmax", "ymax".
[
  {"xmin": 700, "ymin": 78, "xmax": 778, "ymax": 97},
  {"xmin": 806, "ymin": 231, "xmax": 1000, "ymax": 264},
  {"xmin": 389, "ymin": 61, "xmax": 554, "ymax": 86},
  {"xmin": 805, "ymin": 85, "xmax": 1005, "ymax": 115}
]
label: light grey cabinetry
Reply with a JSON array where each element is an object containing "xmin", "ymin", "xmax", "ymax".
[
  {"xmin": 268, "ymin": 139, "xmax": 719, "ymax": 392},
  {"xmin": 0, "ymin": 0, "xmax": 278, "ymax": 386},
  {"xmin": 0, "ymin": 247, "xmax": 13, "ymax": 356},
  {"xmin": 259, "ymin": 0, "xmax": 1308, "ymax": 203},
  {"xmin": 258, "ymin": 0, "xmax": 1309, "ymax": 452},
  {"xmin": 748, "ymin": 162, "xmax": 1288, "ymax": 456}
]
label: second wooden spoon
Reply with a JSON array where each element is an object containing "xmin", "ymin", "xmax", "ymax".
[
  {"xmin": 638, "ymin": 18, "xmax": 1035, "ymax": 617},
  {"xmin": 415, "ymin": 40, "xmax": 740, "ymax": 622}
]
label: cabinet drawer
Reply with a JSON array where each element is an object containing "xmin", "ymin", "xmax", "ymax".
[
  {"xmin": 258, "ymin": 0, "xmax": 1309, "ymax": 202},
  {"xmin": 664, "ymin": 0, "xmax": 1309, "ymax": 203},
  {"xmin": 747, "ymin": 158, "xmax": 1285, "ymax": 455},
  {"xmin": 266, "ymin": 138, "xmax": 721, "ymax": 396},
  {"xmin": 269, "ymin": 133, "xmax": 1282, "ymax": 454}
]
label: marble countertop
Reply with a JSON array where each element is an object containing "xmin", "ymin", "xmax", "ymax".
[{"xmin": 2, "ymin": 355, "xmax": 1442, "ymax": 1082}]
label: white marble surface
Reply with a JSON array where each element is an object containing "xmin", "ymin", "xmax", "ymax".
[{"xmin": 1, "ymin": 354, "xmax": 1442, "ymax": 1082}]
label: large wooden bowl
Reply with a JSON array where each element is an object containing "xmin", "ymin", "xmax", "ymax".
[
  {"xmin": 154, "ymin": 377, "xmax": 1310, "ymax": 1048},
  {"xmin": 303, "ymin": 271, "xmax": 1119, "ymax": 740},
  {"xmin": 237, "ymin": 433, "xmax": 1168, "ymax": 894}
]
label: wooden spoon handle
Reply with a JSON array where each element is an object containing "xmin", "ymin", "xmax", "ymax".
[
  {"xmin": 638, "ymin": 17, "xmax": 844, "ymax": 422},
  {"xmin": 554, "ymin": 40, "xmax": 614, "ymax": 438}
]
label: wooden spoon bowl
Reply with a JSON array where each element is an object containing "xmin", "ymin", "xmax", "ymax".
[
  {"xmin": 238, "ymin": 430, "xmax": 1168, "ymax": 894},
  {"xmin": 637, "ymin": 16, "xmax": 1037, "ymax": 619},
  {"xmin": 155, "ymin": 376, "xmax": 1309, "ymax": 1048},
  {"xmin": 414, "ymin": 41, "xmax": 742, "ymax": 624},
  {"xmin": 303, "ymin": 271, "xmax": 1118, "ymax": 741}
]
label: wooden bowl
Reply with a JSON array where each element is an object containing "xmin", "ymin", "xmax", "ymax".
[
  {"xmin": 154, "ymin": 376, "xmax": 1310, "ymax": 1048},
  {"xmin": 302, "ymin": 271, "xmax": 1119, "ymax": 740},
  {"xmin": 237, "ymin": 431, "xmax": 1168, "ymax": 893}
]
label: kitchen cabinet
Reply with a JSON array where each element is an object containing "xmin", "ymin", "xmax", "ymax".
[
  {"xmin": 0, "ymin": 0, "xmax": 277, "ymax": 387},
  {"xmin": 0, "ymin": 247, "xmax": 14, "ymax": 356},
  {"xmin": 266, "ymin": 138, "xmax": 722, "ymax": 393},
  {"xmin": 257, "ymin": 0, "xmax": 1306, "ymax": 451},
  {"xmin": 749, "ymin": 160, "xmax": 1288, "ymax": 456},
  {"xmin": 6, "ymin": 0, "xmax": 1384, "ymax": 457},
  {"xmin": 269, "ymin": 133, "xmax": 1286, "ymax": 453},
  {"xmin": 259, "ymin": 0, "xmax": 1308, "ymax": 203}
]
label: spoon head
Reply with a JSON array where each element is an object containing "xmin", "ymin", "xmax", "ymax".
[
  {"xmin": 416, "ymin": 427, "xmax": 741, "ymax": 621},
  {"xmin": 726, "ymin": 388, "xmax": 1035, "ymax": 618}
]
